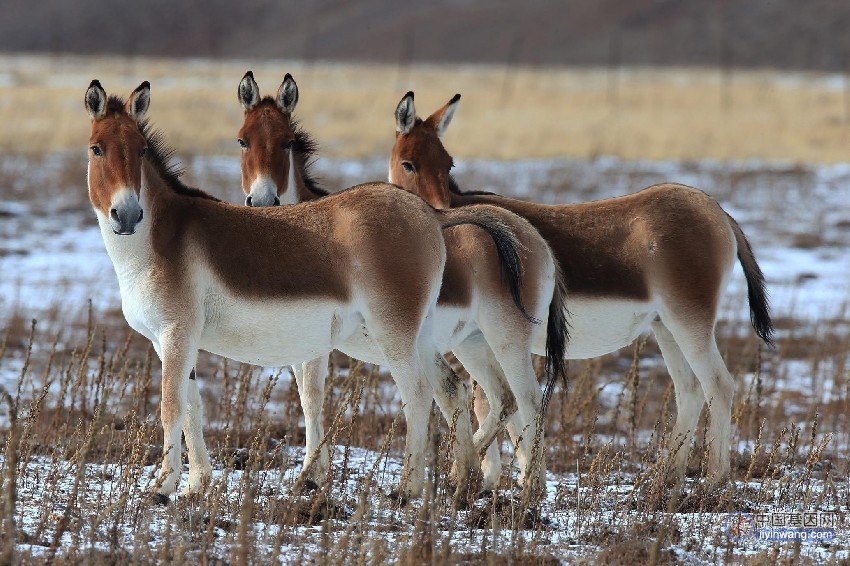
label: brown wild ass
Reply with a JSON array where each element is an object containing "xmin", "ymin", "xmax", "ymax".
[
  {"xmin": 235, "ymin": 71, "xmax": 568, "ymax": 494},
  {"xmin": 84, "ymin": 80, "xmax": 537, "ymax": 502},
  {"xmin": 389, "ymin": 92, "xmax": 775, "ymax": 487}
]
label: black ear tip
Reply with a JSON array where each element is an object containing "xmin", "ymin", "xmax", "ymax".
[
  {"xmin": 284, "ymin": 72, "xmax": 294, "ymax": 82},
  {"xmin": 88, "ymin": 79, "xmax": 102, "ymax": 89},
  {"xmin": 404, "ymin": 91, "xmax": 415, "ymax": 100},
  {"xmin": 244, "ymin": 70, "xmax": 254, "ymax": 80},
  {"xmin": 139, "ymin": 80, "xmax": 151, "ymax": 90},
  {"xmin": 451, "ymin": 93, "xmax": 461, "ymax": 103}
]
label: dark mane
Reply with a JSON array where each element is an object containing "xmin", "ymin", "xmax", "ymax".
[
  {"xmin": 257, "ymin": 97, "xmax": 329, "ymax": 197},
  {"xmin": 138, "ymin": 120, "xmax": 220, "ymax": 202},
  {"xmin": 291, "ymin": 116, "xmax": 328, "ymax": 197},
  {"xmin": 448, "ymin": 175, "xmax": 496, "ymax": 197},
  {"xmin": 104, "ymin": 92, "xmax": 219, "ymax": 201}
]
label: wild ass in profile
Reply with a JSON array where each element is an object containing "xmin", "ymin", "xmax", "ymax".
[
  {"xmin": 83, "ymin": 80, "xmax": 540, "ymax": 501},
  {"xmin": 234, "ymin": 71, "xmax": 568, "ymax": 494},
  {"xmin": 389, "ymin": 92, "xmax": 775, "ymax": 487}
]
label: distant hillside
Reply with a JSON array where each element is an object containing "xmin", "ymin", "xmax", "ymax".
[{"xmin": 2, "ymin": 0, "xmax": 848, "ymax": 72}]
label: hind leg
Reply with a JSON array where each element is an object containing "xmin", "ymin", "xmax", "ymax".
[
  {"xmin": 425, "ymin": 355, "xmax": 479, "ymax": 494},
  {"xmin": 293, "ymin": 355, "xmax": 331, "ymax": 485},
  {"xmin": 487, "ymin": 344, "xmax": 546, "ymax": 495},
  {"xmin": 383, "ymin": 356, "xmax": 434, "ymax": 499},
  {"xmin": 660, "ymin": 315, "xmax": 735, "ymax": 485},
  {"xmin": 454, "ymin": 333, "xmax": 516, "ymax": 490},
  {"xmin": 474, "ymin": 387, "xmax": 503, "ymax": 491},
  {"xmin": 418, "ymin": 343, "xmax": 478, "ymax": 497},
  {"xmin": 651, "ymin": 320, "xmax": 705, "ymax": 480}
]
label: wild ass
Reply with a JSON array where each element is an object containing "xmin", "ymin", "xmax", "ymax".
[
  {"xmin": 235, "ymin": 72, "xmax": 568, "ymax": 494},
  {"xmin": 83, "ymin": 80, "xmax": 535, "ymax": 501},
  {"xmin": 390, "ymin": 92, "xmax": 775, "ymax": 487}
]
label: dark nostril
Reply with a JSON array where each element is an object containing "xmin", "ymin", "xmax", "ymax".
[
  {"xmin": 137, "ymin": 209, "xmax": 144, "ymax": 223},
  {"xmin": 110, "ymin": 208, "xmax": 119, "ymax": 222},
  {"xmin": 273, "ymin": 196, "xmax": 280, "ymax": 206},
  {"xmin": 246, "ymin": 195, "xmax": 253, "ymax": 206}
]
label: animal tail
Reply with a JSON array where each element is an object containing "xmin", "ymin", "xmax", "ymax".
[
  {"xmin": 541, "ymin": 262, "xmax": 569, "ymax": 413},
  {"xmin": 437, "ymin": 206, "xmax": 538, "ymax": 323},
  {"xmin": 727, "ymin": 212, "xmax": 775, "ymax": 347}
]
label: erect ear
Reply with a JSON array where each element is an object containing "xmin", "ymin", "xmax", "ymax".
[
  {"xmin": 425, "ymin": 94, "xmax": 460, "ymax": 138},
  {"xmin": 238, "ymin": 71, "xmax": 260, "ymax": 111},
  {"xmin": 395, "ymin": 91, "xmax": 416, "ymax": 135},
  {"xmin": 85, "ymin": 79, "xmax": 107, "ymax": 120},
  {"xmin": 126, "ymin": 81, "xmax": 151, "ymax": 120},
  {"xmin": 277, "ymin": 73, "xmax": 298, "ymax": 113}
]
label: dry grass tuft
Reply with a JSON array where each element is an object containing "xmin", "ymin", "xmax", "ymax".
[{"xmin": 0, "ymin": 297, "xmax": 844, "ymax": 562}]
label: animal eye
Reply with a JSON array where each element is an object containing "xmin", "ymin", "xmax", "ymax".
[
  {"xmin": 237, "ymin": 138, "xmax": 247, "ymax": 149},
  {"xmin": 140, "ymin": 147, "xmax": 148, "ymax": 158},
  {"xmin": 283, "ymin": 140, "xmax": 294, "ymax": 150},
  {"xmin": 402, "ymin": 161, "xmax": 415, "ymax": 173},
  {"xmin": 91, "ymin": 145, "xmax": 102, "ymax": 157}
]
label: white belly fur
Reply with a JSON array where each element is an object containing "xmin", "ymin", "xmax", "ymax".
[
  {"xmin": 533, "ymin": 298, "xmax": 658, "ymax": 359},
  {"xmin": 200, "ymin": 291, "xmax": 346, "ymax": 367},
  {"xmin": 200, "ymin": 295, "xmax": 478, "ymax": 368}
]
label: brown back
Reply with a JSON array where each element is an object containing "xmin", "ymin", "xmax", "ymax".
[{"xmin": 390, "ymin": 94, "xmax": 751, "ymax": 305}]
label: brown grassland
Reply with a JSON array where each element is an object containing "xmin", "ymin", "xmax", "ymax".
[
  {"xmin": 2, "ymin": 54, "xmax": 850, "ymax": 162},
  {"xmin": 0, "ymin": 54, "xmax": 849, "ymax": 563}
]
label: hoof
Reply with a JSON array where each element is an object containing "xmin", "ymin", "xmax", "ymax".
[
  {"xmin": 179, "ymin": 488, "xmax": 204, "ymax": 499},
  {"xmin": 453, "ymin": 495, "xmax": 472, "ymax": 511},
  {"xmin": 452, "ymin": 486, "xmax": 480, "ymax": 511},
  {"xmin": 387, "ymin": 490, "xmax": 410, "ymax": 507},
  {"xmin": 451, "ymin": 480, "xmax": 479, "ymax": 510},
  {"xmin": 153, "ymin": 493, "xmax": 170, "ymax": 506}
]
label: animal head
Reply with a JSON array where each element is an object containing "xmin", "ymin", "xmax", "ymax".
[
  {"xmin": 236, "ymin": 71, "xmax": 300, "ymax": 207},
  {"xmin": 85, "ymin": 80, "xmax": 150, "ymax": 235},
  {"xmin": 389, "ymin": 91, "xmax": 460, "ymax": 209}
]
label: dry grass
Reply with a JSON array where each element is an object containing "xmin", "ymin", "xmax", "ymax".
[
  {"xmin": 2, "ymin": 54, "xmax": 850, "ymax": 163},
  {"xmin": 0, "ymin": 294, "xmax": 846, "ymax": 563}
]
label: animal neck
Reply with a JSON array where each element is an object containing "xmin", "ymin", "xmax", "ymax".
[
  {"xmin": 279, "ymin": 148, "xmax": 305, "ymax": 205},
  {"xmin": 291, "ymin": 147, "xmax": 327, "ymax": 203},
  {"xmin": 141, "ymin": 159, "xmax": 178, "ymax": 204},
  {"xmin": 446, "ymin": 177, "xmax": 501, "ymax": 208},
  {"xmin": 448, "ymin": 190, "xmax": 487, "ymax": 207}
]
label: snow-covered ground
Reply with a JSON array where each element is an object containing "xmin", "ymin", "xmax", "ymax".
[
  {"xmin": 1, "ymin": 154, "xmax": 849, "ymax": 562},
  {"xmin": 5, "ymin": 441, "xmax": 849, "ymax": 563}
]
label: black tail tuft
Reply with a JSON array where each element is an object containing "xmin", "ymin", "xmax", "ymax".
[
  {"xmin": 542, "ymin": 264, "xmax": 569, "ymax": 413},
  {"xmin": 440, "ymin": 208, "xmax": 538, "ymax": 324},
  {"xmin": 728, "ymin": 213, "xmax": 775, "ymax": 348}
]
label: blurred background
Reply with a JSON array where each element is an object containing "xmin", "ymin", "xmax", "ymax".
[
  {"xmin": 7, "ymin": 0, "xmax": 848, "ymax": 68},
  {"xmin": 1, "ymin": 0, "xmax": 849, "ymax": 161}
]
